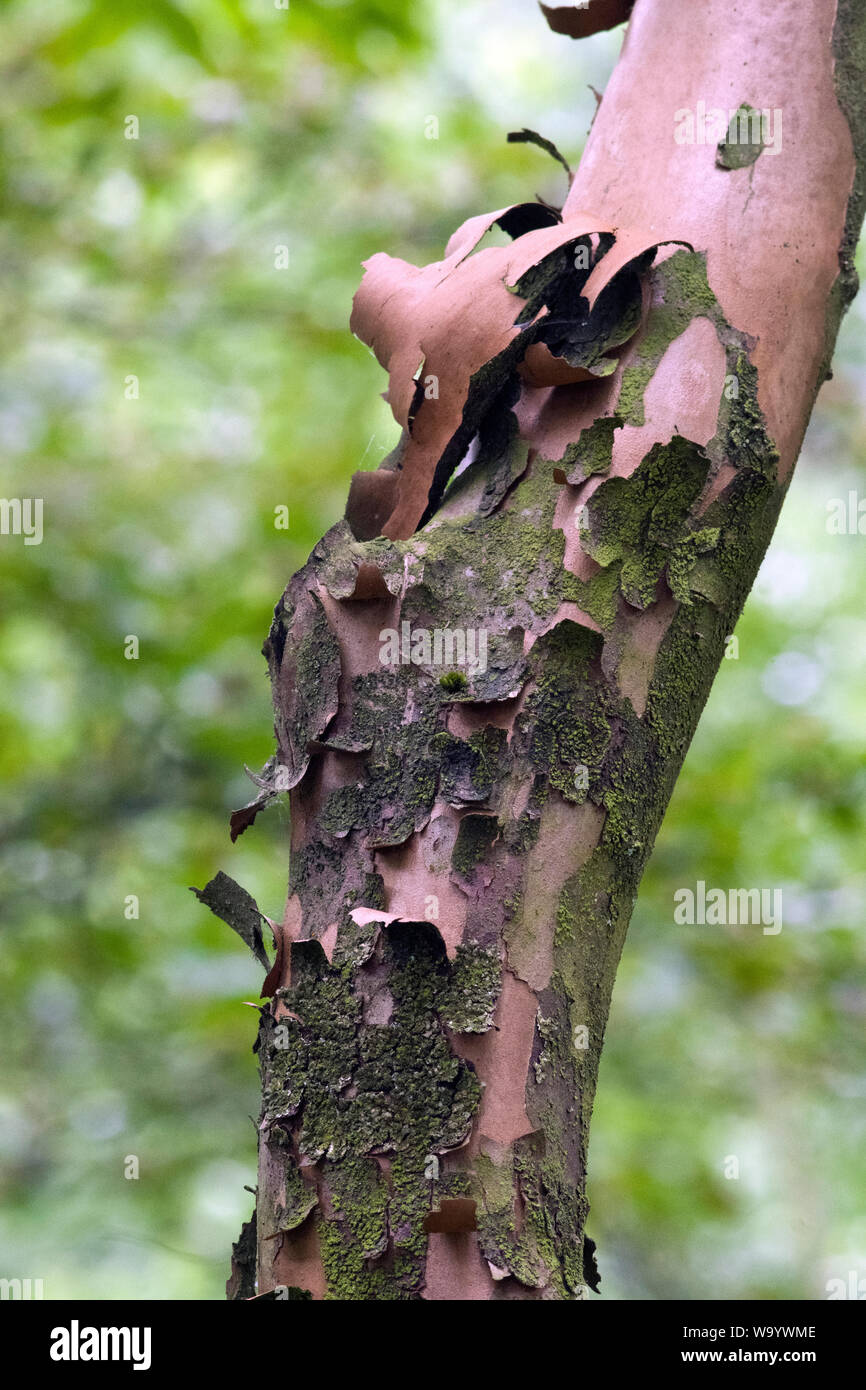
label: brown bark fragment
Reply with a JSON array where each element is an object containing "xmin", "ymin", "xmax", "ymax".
[{"xmin": 541, "ymin": 1, "xmax": 635, "ymax": 41}]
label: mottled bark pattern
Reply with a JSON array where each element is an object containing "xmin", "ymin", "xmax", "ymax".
[{"xmin": 215, "ymin": 0, "xmax": 866, "ymax": 1299}]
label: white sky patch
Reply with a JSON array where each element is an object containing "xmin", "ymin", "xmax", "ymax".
[
  {"xmin": 760, "ymin": 650, "xmax": 823, "ymax": 706},
  {"xmin": 753, "ymin": 548, "xmax": 811, "ymax": 607},
  {"xmin": 92, "ymin": 170, "xmax": 142, "ymax": 228}
]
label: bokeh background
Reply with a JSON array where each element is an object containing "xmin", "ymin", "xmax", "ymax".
[{"xmin": 1, "ymin": 0, "xmax": 864, "ymax": 1301}]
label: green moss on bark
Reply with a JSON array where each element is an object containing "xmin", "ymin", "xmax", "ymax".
[{"xmin": 258, "ymin": 923, "xmax": 485, "ymax": 1299}]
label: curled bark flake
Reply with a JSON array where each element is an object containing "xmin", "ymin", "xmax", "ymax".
[
  {"xmin": 351, "ymin": 211, "xmax": 664, "ymax": 538},
  {"xmin": 344, "ymin": 468, "xmax": 401, "ymax": 542},
  {"xmin": 540, "ymin": 1, "xmax": 634, "ymax": 40},
  {"xmin": 507, "ymin": 127, "xmax": 573, "ymax": 183},
  {"xmin": 191, "ymin": 871, "xmax": 271, "ymax": 971},
  {"xmin": 229, "ymin": 756, "xmax": 285, "ymax": 842}
]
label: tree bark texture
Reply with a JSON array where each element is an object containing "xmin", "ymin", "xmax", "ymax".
[{"xmin": 209, "ymin": 0, "xmax": 866, "ymax": 1300}]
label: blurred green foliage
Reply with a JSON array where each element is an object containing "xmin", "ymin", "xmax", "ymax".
[{"xmin": 0, "ymin": 0, "xmax": 864, "ymax": 1300}]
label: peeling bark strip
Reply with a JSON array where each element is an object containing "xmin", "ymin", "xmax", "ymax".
[{"xmin": 208, "ymin": 0, "xmax": 866, "ymax": 1299}]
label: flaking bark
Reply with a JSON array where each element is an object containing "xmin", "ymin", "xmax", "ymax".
[{"xmin": 202, "ymin": 0, "xmax": 866, "ymax": 1299}]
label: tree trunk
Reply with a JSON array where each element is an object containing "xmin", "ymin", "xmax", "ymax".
[{"xmin": 211, "ymin": 0, "xmax": 866, "ymax": 1300}]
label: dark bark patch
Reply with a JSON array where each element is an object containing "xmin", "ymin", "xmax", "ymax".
[
  {"xmin": 272, "ymin": 587, "xmax": 342, "ymax": 788},
  {"xmin": 345, "ymin": 469, "xmax": 400, "ymax": 541},
  {"xmin": 226, "ymin": 1211, "xmax": 257, "ymax": 1300},
  {"xmin": 191, "ymin": 871, "xmax": 271, "ymax": 971},
  {"xmin": 541, "ymin": 0, "xmax": 634, "ymax": 41},
  {"xmin": 424, "ymin": 1198, "xmax": 478, "ymax": 1233}
]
